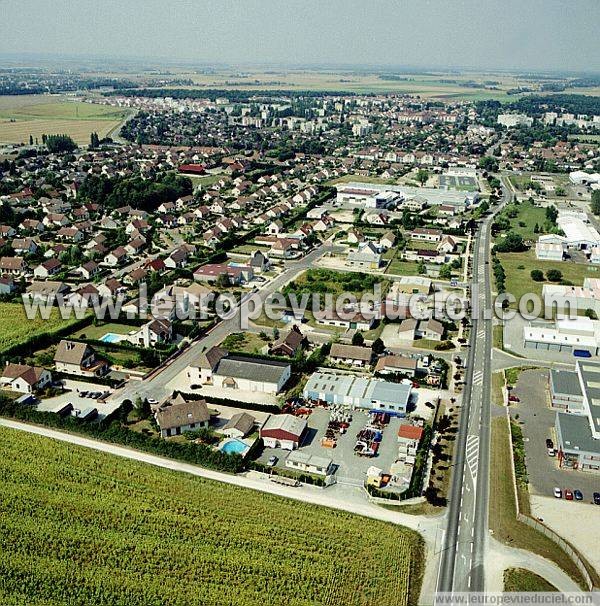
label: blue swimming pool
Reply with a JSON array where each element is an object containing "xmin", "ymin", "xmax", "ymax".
[
  {"xmin": 100, "ymin": 332, "xmax": 123, "ymax": 344},
  {"xmin": 220, "ymin": 439, "xmax": 248, "ymax": 455}
]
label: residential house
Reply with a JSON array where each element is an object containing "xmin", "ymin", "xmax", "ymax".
[
  {"xmin": 33, "ymin": 258, "xmax": 62, "ymax": 279},
  {"xmin": 329, "ymin": 343, "xmax": 373, "ymax": 367},
  {"xmin": 54, "ymin": 340, "xmax": 108, "ymax": 377},
  {"xmin": 155, "ymin": 394, "xmax": 210, "ymax": 438},
  {"xmin": 222, "ymin": 412, "xmax": 256, "ymax": 439},
  {"xmin": 1, "ymin": 363, "xmax": 52, "ymax": 394}
]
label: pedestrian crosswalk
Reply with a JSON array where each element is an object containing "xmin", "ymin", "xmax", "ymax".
[
  {"xmin": 472, "ymin": 370, "xmax": 484, "ymax": 386},
  {"xmin": 466, "ymin": 435, "xmax": 479, "ymax": 480}
]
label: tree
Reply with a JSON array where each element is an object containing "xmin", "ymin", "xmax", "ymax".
[
  {"xmin": 584, "ymin": 309, "xmax": 598, "ymax": 320},
  {"xmin": 546, "ymin": 268, "xmax": 563, "ymax": 282},
  {"xmin": 439, "ymin": 264, "xmax": 452, "ymax": 280},
  {"xmin": 545, "ymin": 205, "xmax": 558, "ymax": 224},
  {"xmin": 494, "ymin": 231, "xmax": 526, "ymax": 253},
  {"xmin": 29, "ymin": 134, "xmax": 33, "ymax": 146},
  {"xmin": 591, "ymin": 190, "xmax": 600, "ymax": 217},
  {"xmin": 371, "ymin": 338, "xmax": 385, "ymax": 354},
  {"xmin": 351, "ymin": 332, "xmax": 364, "ymax": 346},
  {"xmin": 45, "ymin": 134, "xmax": 77, "ymax": 153},
  {"xmin": 478, "ymin": 156, "xmax": 499, "ymax": 172},
  {"xmin": 416, "ymin": 169, "xmax": 429, "ymax": 186},
  {"xmin": 530, "ymin": 269, "xmax": 544, "ymax": 282}
]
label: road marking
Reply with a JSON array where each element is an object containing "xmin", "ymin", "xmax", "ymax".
[
  {"xmin": 465, "ymin": 435, "xmax": 479, "ymax": 480},
  {"xmin": 477, "ymin": 330, "xmax": 485, "ymax": 339},
  {"xmin": 473, "ymin": 370, "xmax": 484, "ymax": 386}
]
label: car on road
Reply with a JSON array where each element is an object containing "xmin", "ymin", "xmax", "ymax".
[
  {"xmin": 267, "ymin": 456, "xmax": 278, "ymax": 468},
  {"xmin": 593, "ymin": 492, "xmax": 600, "ymax": 505},
  {"xmin": 547, "ymin": 447, "xmax": 556, "ymax": 456},
  {"xmin": 553, "ymin": 487, "xmax": 562, "ymax": 498},
  {"xmin": 574, "ymin": 490, "xmax": 583, "ymax": 501},
  {"xmin": 546, "ymin": 438, "xmax": 554, "ymax": 449},
  {"xmin": 565, "ymin": 489, "xmax": 574, "ymax": 501},
  {"xmin": 508, "ymin": 395, "xmax": 520, "ymax": 402},
  {"xmin": 146, "ymin": 398, "xmax": 158, "ymax": 406}
]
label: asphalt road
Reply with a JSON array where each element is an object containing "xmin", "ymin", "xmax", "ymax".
[{"xmin": 437, "ymin": 179, "xmax": 512, "ymax": 593}]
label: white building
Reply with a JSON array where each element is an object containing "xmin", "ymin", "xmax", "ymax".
[
  {"xmin": 557, "ymin": 213, "xmax": 600, "ymax": 250},
  {"xmin": 535, "ymin": 241, "xmax": 564, "ymax": 261},
  {"xmin": 497, "ymin": 113, "xmax": 533, "ymax": 128},
  {"xmin": 524, "ymin": 317, "xmax": 600, "ymax": 356}
]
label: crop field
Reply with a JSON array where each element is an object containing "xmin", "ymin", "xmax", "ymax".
[
  {"xmin": 0, "ymin": 302, "xmax": 81, "ymax": 354},
  {"xmin": 0, "ymin": 95, "xmax": 130, "ymax": 144},
  {"xmin": 0, "ymin": 427, "xmax": 423, "ymax": 606}
]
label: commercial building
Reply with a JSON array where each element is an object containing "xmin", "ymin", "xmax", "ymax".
[
  {"xmin": 497, "ymin": 113, "xmax": 533, "ymax": 128},
  {"xmin": 285, "ymin": 451, "xmax": 333, "ymax": 476},
  {"xmin": 260, "ymin": 414, "xmax": 307, "ymax": 450},
  {"xmin": 543, "ymin": 278, "xmax": 600, "ymax": 318},
  {"xmin": 523, "ymin": 317, "xmax": 600, "ymax": 357},
  {"xmin": 535, "ymin": 241, "xmax": 564, "ymax": 261},
  {"xmin": 556, "ymin": 213, "xmax": 600, "ymax": 250},
  {"xmin": 549, "ymin": 369, "xmax": 584, "ymax": 412},
  {"xmin": 303, "ymin": 371, "xmax": 412, "ymax": 414},
  {"xmin": 188, "ymin": 346, "xmax": 291, "ymax": 394},
  {"xmin": 555, "ymin": 361, "xmax": 600, "ymax": 473}
]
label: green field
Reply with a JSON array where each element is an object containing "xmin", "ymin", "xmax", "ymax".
[
  {"xmin": 0, "ymin": 427, "xmax": 423, "ymax": 606},
  {"xmin": 498, "ymin": 250, "xmax": 599, "ymax": 305},
  {"xmin": 503, "ymin": 568, "xmax": 558, "ymax": 592},
  {"xmin": 0, "ymin": 96, "xmax": 130, "ymax": 144},
  {"xmin": 503, "ymin": 200, "xmax": 549, "ymax": 241},
  {"xmin": 0, "ymin": 303, "xmax": 81, "ymax": 354}
]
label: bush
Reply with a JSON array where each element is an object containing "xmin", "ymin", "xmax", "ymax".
[
  {"xmin": 546, "ymin": 268, "xmax": 562, "ymax": 282},
  {"xmin": 530, "ymin": 269, "xmax": 544, "ymax": 282}
]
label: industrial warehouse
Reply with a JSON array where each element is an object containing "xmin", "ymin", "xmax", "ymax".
[{"xmin": 302, "ymin": 370, "xmax": 413, "ymax": 414}]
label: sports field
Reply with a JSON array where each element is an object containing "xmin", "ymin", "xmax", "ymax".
[
  {"xmin": 0, "ymin": 95, "xmax": 130, "ymax": 144},
  {"xmin": 0, "ymin": 426, "xmax": 424, "ymax": 606}
]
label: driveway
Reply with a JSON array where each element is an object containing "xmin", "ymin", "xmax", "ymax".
[{"xmin": 37, "ymin": 379, "xmax": 118, "ymax": 418}]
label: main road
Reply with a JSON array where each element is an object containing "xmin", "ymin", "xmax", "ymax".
[{"xmin": 437, "ymin": 179, "xmax": 513, "ymax": 593}]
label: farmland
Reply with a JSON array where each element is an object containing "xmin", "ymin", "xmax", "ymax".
[
  {"xmin": 0, "ymin": 302, "xmax": 81, "ymax": 355},
  {"xmin": 0, "ymin": 426, "xmax": 424, "ymax": 606},
  {"xmin": 0, "ymin": 95, "xmax": 130, "ymax": 144}
]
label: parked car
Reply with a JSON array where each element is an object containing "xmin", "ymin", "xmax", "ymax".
[
  {"xmin": 574, "ymin": 490, "xmax": 583, "ymax": 501},
  {"xmin": 547, "ymin": 447, "xmax": 556, "ymax": 457},
  {"xmin": 593, "ymin": 492, "xmax": 600, "ymax": 505},
  {"xmin": 546, "ymin": 438, "xmax": 554, "ymax": 449},
  {"xmin": 565, "ymin": 489, "xmax": 574, "ymax": 501},
  {"xmin": 508, "ymin": 395, "xmax": 520, "ymax": 402},
  {"xmin": 267, "ymin": 456, "xmax": 278, "ymax": 468},
  {"xmin": 553, "ymin": 487, "xmax": 562, "ymax": 499}
]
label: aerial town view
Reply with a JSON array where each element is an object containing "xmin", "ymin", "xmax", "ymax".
[{"xmin": 0, "ymin": 1, "xmax": 599, "ymax": 605}]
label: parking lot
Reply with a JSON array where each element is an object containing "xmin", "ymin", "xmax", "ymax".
[
  {"xmin": 257, "ymin": 407, "xmax": 413, "ymax": 488},
  {"xmin": 36, "ymin": 379, "xmax": 119, "ymax": 418},
  {"xmin": 509, "ymin": 369, "xmax": 600, "ymax": 501}
]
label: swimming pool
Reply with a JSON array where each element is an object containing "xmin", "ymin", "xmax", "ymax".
[
  {"xmin": 100, "ymin": 332, "xmax": 124, "ymax": 344},
  {"xmin": 219, "ymin": 439, "xmax": 249, "ymax": 455}
]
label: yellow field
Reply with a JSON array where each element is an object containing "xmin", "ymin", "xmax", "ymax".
[{"xmin": 0, "ymin": 96, "xmax": 130, "ymax": 144}]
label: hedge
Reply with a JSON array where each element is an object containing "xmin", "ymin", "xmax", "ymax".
[
  {"xmin": 174, "ymin": 391, "xmax": 281, "ymax": 415},
  {"xmin": 0, "ymin": 396, "xmax": 244, "ymax": 473}
]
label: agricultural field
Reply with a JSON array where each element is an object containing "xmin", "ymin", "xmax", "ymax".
[
  {"xmin": 0, "ymin": 427, "xmax": 424, "ymax": 606},
  {"xmin": 0, "ymin": 95, "xmax": 130, "ymax": 144},
  {"xmin": 0, "ymin": 302, "xmax": 81, "ymax": 355}
]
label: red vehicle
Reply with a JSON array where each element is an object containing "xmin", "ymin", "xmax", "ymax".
[
  {"xmin": 508, "ymin": 395, "xmax": 520, "ymax": 402},
  {"xmin": 565, "ymin": 489, "xmax": 574, "ymax": 501}
]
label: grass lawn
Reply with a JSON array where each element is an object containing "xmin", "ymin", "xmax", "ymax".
[
  {"xmin": 0, "ymin": 303, "xmax": 82, "ymax": 355},
  {"xmin": 220, "ymin": 331, "xmax": 270, "ymax": 354},
  {"xmin": 503, "ymin": 568, "xmax": 558, "ymax": 592},
  {"xmin": 72, "ymin": 322, "xmax": 135, "ymax": 340},
  {"xmin": 283, "ymin": 268, "xmax": 389, "ymax": 299},
  {"xmin": 492, "ymin": 324, "xmax": 504, "ymax": 350},
  {"xmin": 497, "ymin": 249, "xmax": 599, "ymax": 307},
  {"xmin": 0, "ymin": 426, "xmax": 424, "ymax": 606},
  {"xmin": 491, "ymin": 372, "xmax": 505, "ymax": 406},
  {"xmin": 506, "ymin": 200, "xmax": 549, "ymax": 241},
  {"xmin": 489, "ymin": 416, "xmax": 597, "ymax": 589},
  {"xmin": 385, "ymin": 258, "xmax": 421, "ymax": 276}
]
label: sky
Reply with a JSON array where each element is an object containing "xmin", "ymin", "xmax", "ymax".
[{"xmin": 1, "ymin": 0, "xmax": 599, "ymax": 73}]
